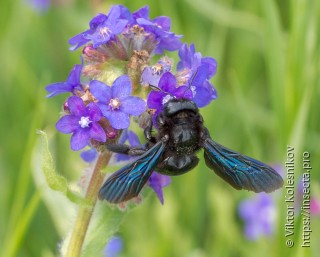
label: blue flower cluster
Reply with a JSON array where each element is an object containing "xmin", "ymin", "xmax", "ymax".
[
  {"xmin": 48, "ymin": 73, "xmax": 146, "ymax": 150},
  {"xmin": 68, "ymin": 5, "xmax": 182, "ymax": 54},
  {"xmin": 145, "ymin": 43, "xmax": 217, "ymax": 115},
  {"xmin": 46, "ymin": 4, "xmax": 217, "ymax": 204}
]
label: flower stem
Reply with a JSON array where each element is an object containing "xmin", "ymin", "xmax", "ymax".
[{"xmin": 65, "ymin": 151, "xmax": 112, "ymax": 257}]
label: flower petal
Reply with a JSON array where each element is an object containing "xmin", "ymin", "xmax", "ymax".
[
  {"xmin": 110, "ymin": 19, "xmax": 128, "ymax": 35},
  {"xmin": 118, "ymin": 5, "xmax": 134, "ymax": 23},
  {"xmin": 147, "ymin": 91, "xmax": 166, "ymax": 110},
  {"xmin": 155, "ymin": 34, "xmax": 182, "ymax": 54},
  {"xmin": 158, "ymin": 72, "xmax": 176, "ymax": 93},
  {"xmin": 45, "ymin": 82, "xmax": 73, "ymax": 98},
  {"xmin": 136, "ymin": 17, "xmax": 154, "ymax": 26},
  {"xmin": 107, "ymin": 4, "xmax": 121, "ymax": 22},
  {"xmin": 120, "ymin": 96, "xmax": 146, "ymax": 116},
  {"xmin": 108, "ymin": 111, "xmax": 130, "ymax": 129},
  {"xmin": 202, "ymin": 57, "xmax": 217, "ymax": 78},
  {"xmin": 90, "ymin": 80, "xmax": 111, "ymax": 103},
  {"xmin": 127, "ymin": 130, "xmax": 141, "ymax": 147},
  {"xmin": 87, "ymin": 102, "xmax": 102, "ymax": 122},
  {"xmin": 56, "ymin": 115, "xmax": 79, "ymax": 134},
  {"xmin": 148, "ymin": 172, "xmax": 171, "ymax": 204},
  {"xmin": 114, "ymin": 129, "xmax": 142, "ymax": 163},
  {"xmin": 90, "ymin": 13, "xmax": 108, "ymax": 30},
  {"xmin": 153, "ymin": 16, "xmax": 171, "ymax": 31},
  {"xmin": 141, "ymin": 67, "xmax": 161, "ymax": 87},
  {"xmin": 68, "ymin": 96, "xmax": 86, "ymax": 116},
  {"xmin": 118, "ymin": 129, "xmax": 129, "ymax": 144},
  {"xmin": 89, "ymin": 123, "xmax": 106, "ymax": 142},
  {"xmin": 193, "ymin": 82, "xmax": 217, "ymax": 108},
  {"xmin": 191, "ymin": 64, "xmax": 208, "ymax": 88},
  {"xmin": 67, "ymin": 64, "xmax": 82, "ymax": 85},
  {"xmin": 46, "ymin": 64, "xmax": 83, "ymax": 97},
  {"xmin": 115, "ymin": 153, "xmax": 131, "ymax": 162},
  {"xmin": 80, "ymin": 148, "xmax": 98, "ymax": 163},
  {"xmin": 133, "ymin": 5, "xmax": 149, "ymax": 20},
  {"xmin": 174, "ymin": 86, "xmax": 193, "ymax": 100},
  {"xmin": 177, "ymin": 43, "xmax": 195, "ymax": 70},
  {"xmin": 68, "ymin": 32, "xmax": 91, "ymax": 51},
  {"xmin": 111, "ymin": 75, "xmax": 132, "ymax": 98},
  {"xmin": 177, "ymin": 43, "xmax": 202, "ymax": 72},
  {"xmin": 88, "ymin": 25, "xmax": 112, "ymax": 48},
  {"xmin": 70, "ymin": 128, "xmax": 90, "ymax": 151},
  {"xmin": 149, "ymin": 172, "xmax": 171, "ymax": 188},
  {"xmin": 97, "ymin": 103, "xmax": 111, "ymax": 118}
]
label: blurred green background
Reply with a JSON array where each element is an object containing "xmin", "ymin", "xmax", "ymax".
[{"xmin": 1, "ymin": 0, "xmax": 319, "ymax": 256}]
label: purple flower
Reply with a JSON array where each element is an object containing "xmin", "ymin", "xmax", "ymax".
[
  {"xmin": 136, "ymin": 14, "xmax": 182, "ymax": 54},
  {"xmin": 176, "ymin": 43, "xmax": 217, "ymax": 107},
  {"xmin": 122, "ymin": 5, "xmax": 182, "ymax": 54},
  {"xmin": 177, "ymin": 44, "xmax": 217, "ymax": 76},
  {"xmin": 46, "ymin": 64, "xmax": 83, "ymax": 98},
  {"xmin": 69, "ymin": 6, "xmax": 128, "ymax": 50},
  {"xmin": 103, "ymin": 236, "xmax": 123, "ymax": 257},
  {"xmin": 80, "ymin": 148, "xmax": 98, "ymax": 163},
  {"xmin": 56, "ymin": 96, "xmax": 106, "ymax": 151},
  {"xmin": 141, "ymin": 57, "xmax": 173, "ymax": 87},
  {"xmin": 147, "ymin": 72, "xmax": 192, "ymax": 113},
  {"xmin": 148, "ymin": 172, "xmax": 171, "ymax": 205},
  {"xmin": 90, "ymin": 75, "xmax": 146, "ymax": 129},
  {"xmin": 238, "ymin": 193, "xmax": 276, "ymax": 240},
  {"xmin": 115, "ymin": 5, "xmax": 148, "ymax": 26},
  {"xmin": 69, "ymin": 5, "xmax": 182, "ymax": 54}
]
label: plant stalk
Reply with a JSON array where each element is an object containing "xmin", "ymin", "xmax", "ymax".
[{"xmin": 65, "ymin": 151, "xmax": 111, "ymax": 257}]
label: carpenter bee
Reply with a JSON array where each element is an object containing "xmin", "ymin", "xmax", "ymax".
[{"xmin": 99, "ymin": 98, "xmax": 283, "ymax": 203}]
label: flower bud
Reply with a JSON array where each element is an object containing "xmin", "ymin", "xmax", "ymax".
[{"xmin": 63, "ymin": 100, "xmax": 70, "ymax": 113}]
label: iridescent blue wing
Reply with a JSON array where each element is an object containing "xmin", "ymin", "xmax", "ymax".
[
  {"xmin": 204, "ymin": 138, "xmax": 283, "ymax": 193},
  {"xmin": 99, "ymin": 141, "xmax": 166, "ymax": 203}
]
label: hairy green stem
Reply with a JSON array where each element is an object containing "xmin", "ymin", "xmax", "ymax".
[{"xmin": 65, "ymin": 151, "xmax": 111, "ymax": 257}]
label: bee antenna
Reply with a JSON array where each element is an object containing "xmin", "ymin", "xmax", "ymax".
[
  {"xmin": 149, "ymin": 83, "xmax": 169, "ymax": 95},
  {"xmin": 183, "ymin": 68, "xmax": 198, "ymax": 97},
  {"xmin": 149, "ymin": 84, "xmax": 162, "ymax": 91}
]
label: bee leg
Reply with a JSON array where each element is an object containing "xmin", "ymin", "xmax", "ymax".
[
  {"xmin": 106, "ymin": 144, "xmax": 147, "ymax": 156},
  {"xmin": 144, "ymin": 120, "xmax": 157, "ymax": 144},
  {"xmin": 138, "ymin": 110, "xmax": 156, "ymax": 143}
]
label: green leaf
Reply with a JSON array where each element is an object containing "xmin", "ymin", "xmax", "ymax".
[
  {"xmin": 82, "ymin": 203, "xmax": 128, "ymax": 257},
  {"xmin": 38, "ymin": 130, "xmax": 86, "ymax": 205}
]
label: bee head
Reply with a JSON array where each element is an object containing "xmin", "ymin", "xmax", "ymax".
[{"xmin": 163, "ymin": 98, "xmax": 198, "ymax": 117}]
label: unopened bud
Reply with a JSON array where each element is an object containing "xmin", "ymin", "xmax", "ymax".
[
  {"xmin": 82, "ymin": 44, "xmax": 108, "ymax": 63},
  {"xmin": 63, "ymin": 101, "xmax": 70, "ymax": 113}
]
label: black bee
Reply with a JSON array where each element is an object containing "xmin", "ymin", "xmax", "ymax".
[{"xmin": 99, "ymin": 98, "xmax": 283, "ymax": 203}]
